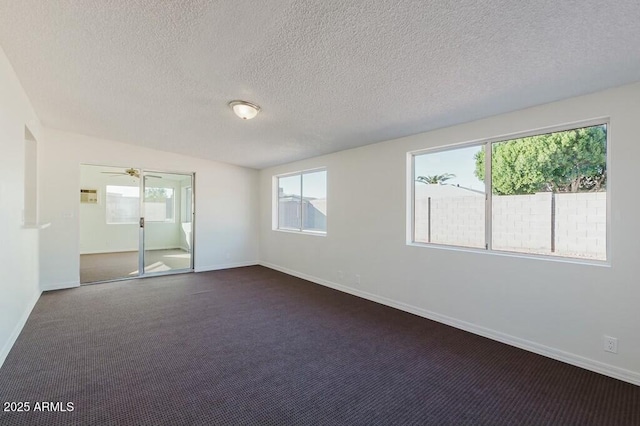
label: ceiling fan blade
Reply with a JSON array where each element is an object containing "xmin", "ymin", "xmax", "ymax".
[
  {"xmin": 145, "ymin": 174, "xmax": 162, "ymax": 179},
  {"xmin": 101, "ymin": 172, "xmax": 126, "ymax": 175}
]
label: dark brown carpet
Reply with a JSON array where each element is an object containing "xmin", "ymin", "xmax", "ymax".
[{"xmin": 1, "ymin": 266, "xmax": 638, "ymax": 425}]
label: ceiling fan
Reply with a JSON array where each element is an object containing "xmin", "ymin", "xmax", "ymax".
[{"xmin": 101, "ymin": 168, "xmax": 161, "ymax": 179}]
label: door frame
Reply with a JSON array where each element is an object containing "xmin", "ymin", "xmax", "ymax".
[
  {"xmin": 79, "ymin": 163, "xmax": 195, "ymax": 284},
  {"xmin": 139, "ymin": 169, "xmax": 195, "ymax": 278}
]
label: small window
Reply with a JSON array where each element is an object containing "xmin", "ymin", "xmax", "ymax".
[
  {"xmin": 411, "ymin": 122, "xmax": 608, "ymax": 262},
  {"xmin": 182, "ymin": 186, "xmax": 193, "ymax": 223},
  {"xmin": 276, "ymin": 169, "xmax": 327, "ymax": 234}
]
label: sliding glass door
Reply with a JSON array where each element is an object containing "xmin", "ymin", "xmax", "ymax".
[
  {"xmin": 79, "ymin": 165, "xmax": 194, "ymax": 284},
  {"xmin": 142, "ymin": 171, "xmax": 194, "ymax": 276},
  {"xmin": 79, "ymin": 165, "xmax": 141, "ymax": 283}
]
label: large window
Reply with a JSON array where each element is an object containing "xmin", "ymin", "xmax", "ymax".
[
  {"xmin": 106, "ymin": 185, "xmax": 175, "ymax": 224},
  {"xmin": 276, "ymin": 169, "xmax": 327, "ymax": 233},
  {"xmin": 411, "ymin": 122, "xmax": 607, "ymax": 262},
  {"xmin": 106, "ymin": 185, "xmax": 139, "ymax": 224},
  {"xmin": 144, "ymin": 187, "xmax": 175, "ymax": 222},
  {"xmin": 414, "ymin": 145, "xmax": 485, "ymax": 249}
]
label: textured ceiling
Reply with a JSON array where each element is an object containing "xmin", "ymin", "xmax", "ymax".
[{"xmin": 1, "ymin": 1, "xmax": 639, "ymax": 169}]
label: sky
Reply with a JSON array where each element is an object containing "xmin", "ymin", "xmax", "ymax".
[
  {"xmin": 279, "ymin": 170, "xmax": 327, "ymax": 199},
  {"xmin": 107, "ymin": 185, "xmax": 139, "ymax": 198},
  {"xmin": 414, "ymin": 145, "xmax": 485, "ymax": 191}
]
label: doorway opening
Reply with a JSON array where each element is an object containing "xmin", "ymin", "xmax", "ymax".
[{"xmin": 79, "ymin": 165, "xmax": 194, "ymax": 284}]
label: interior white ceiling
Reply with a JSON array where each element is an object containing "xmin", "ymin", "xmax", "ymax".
[{"xmin": 1, "ymin": 1, "xmax": 639, "ymax": 169}]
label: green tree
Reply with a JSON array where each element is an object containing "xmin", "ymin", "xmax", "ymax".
[
  {"xmin": 145, "ymin": 187, "xmax": 168, "ymax": 201},
  {"xmin": 474, "ymin": 125, "xmax": 606, "ymax": 195},
  {"xmin": 416, "ymin": 173, "xmax": 456, "ymax": 185}
]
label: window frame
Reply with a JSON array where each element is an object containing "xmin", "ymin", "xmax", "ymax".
[
  {"xmin": 408, "ymin": 118, "xmax": 610, "ymax": 265},
  {"xmin": 273, "ymin": 167, "xmax": 327, "ymax": 236}
]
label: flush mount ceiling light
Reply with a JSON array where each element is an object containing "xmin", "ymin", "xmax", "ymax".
[{"xmin": 229, "ymin": 100, "xmax": 261, "ymax": 120}]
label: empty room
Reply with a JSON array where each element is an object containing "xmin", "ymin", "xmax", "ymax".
[{"xmin": 1, "ymin": 1, "xmax": 639, "ymax": 425}]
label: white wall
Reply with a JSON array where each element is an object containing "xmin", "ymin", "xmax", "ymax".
[
  {"xmin": 39, "ymin": 128, "xmax": 259, "ymax": 290},
  {"xmin": 0, "ymin": 46, "xmax": 42, "ymax": 367},
  {"xmin": 259, "ymin": 82, "xmax": 640, "ymax": 385}
]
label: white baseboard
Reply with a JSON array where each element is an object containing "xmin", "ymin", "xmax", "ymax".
[
  {"xmin": 41, "ymin": 281, "xmax": 80, "ymax": 292},
  {"xmin": 195, "ymin": 261, "xmax": 258, "ymax": 273},
  {"xmin": 259, "ymin": 261, "xmax": 640, "ymax": 387},
  {"xmin": 80, "ymin": 249, "xmax": 137, "ymax": 255},
  {"xmin": 0, "ymin": 290, "xmax": 41, "ymax": 369},
  {"xmin": 43, "ymin": 260, "xmax": 258, "ymax": 289},
  {"xmin": 80, "ymin": 247, "xmax": 186, "ymax": 255}
]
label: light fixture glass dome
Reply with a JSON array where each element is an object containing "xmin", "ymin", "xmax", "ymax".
[{"xmin": 229, "ymin": 100, "xmax": 261, "ymax": 120}]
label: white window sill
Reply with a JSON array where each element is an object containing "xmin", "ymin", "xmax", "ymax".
[
  {"xmin": 407, "ymin": 241, "xmax": 610, "ymax": 267},
  {"xmin": 274, "ymin": 228, "xmax": 327, "ymax": 237},
  {"xmin": 22, "ymin": 222, "xmax": 51, "ymax": 230}
]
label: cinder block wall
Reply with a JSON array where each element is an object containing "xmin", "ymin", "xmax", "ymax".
[{"xmin": 415, "ymin": 192, "xmax": 606, "ymax": 259}]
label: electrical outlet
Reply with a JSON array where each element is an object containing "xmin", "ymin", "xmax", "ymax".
[
  {"xmin": 355, "ymin": 274, "xmax": 361, "ymax": 285},
  {"xmin": 604, "ymin": 336, "xmax": 618, "ymax": 353}
]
